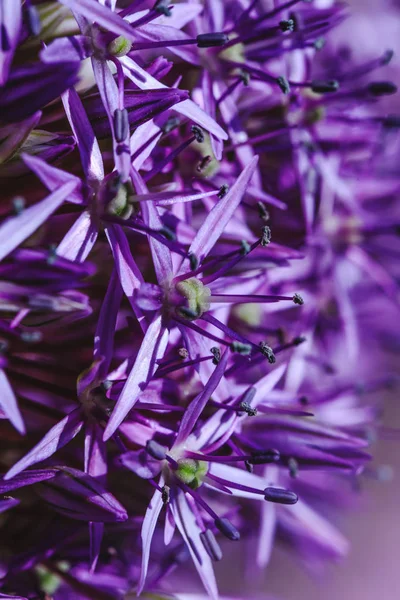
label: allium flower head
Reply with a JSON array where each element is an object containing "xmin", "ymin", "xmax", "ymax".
[{"xmin": 0, "ymin": 1, "xmax": 398, "ymax": 599}]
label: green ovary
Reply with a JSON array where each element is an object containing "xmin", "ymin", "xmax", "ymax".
[
  {"xmin": 175, "ymin": 459, "xmax": 208, "ymax": 489},
  {"xmin": 175, "ymin": 277, "xmax": 211, "ymax": 320}
]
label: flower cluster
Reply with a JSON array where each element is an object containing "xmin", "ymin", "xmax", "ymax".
[{"xmin": 0, "ymin": 1, "xmax": 398, "ymax": 599}]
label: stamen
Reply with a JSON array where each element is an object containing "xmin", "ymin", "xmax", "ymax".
[
  {"xmin": 367, "ymin": 81, "xmax": 397, "ymax": 97},
  {"xmin": 154, "ymin": 0, "xmax": 173, "ymax": 17},
  {"xmin": 257, "ymin": 202, "xmax": 270, "ymax": 221},
  {"xmin": 162, "ymin": 485, "xmax": 170, "ymax": 504},
  {"xmin": 261, "ymin": 225, "xmax": 272, "ymax": 246},
  {"xmin": 146, "ymin": 440, "xmax": 167, "ymax": 461},
  {"xmin": 214, "ymin": 517, "xmax": 240, "ymax": 541},
  {"xmin": 113, "ymin": 108, "xmax": 129, "ymax": 143},
  {"xmin": 264, "ymin": 486, "xmax": 298, "ymax": 505},
  {"xmin": 276, "ymin": 75, "xmax": 291, "ymax": 94},
  {"xmin": 210, "ymin": 347, "xmax": 221, "ymax": 365},
  {"xmin": 218, "ymin": 184, "xmax": 229, "ymax": 199},
  {"xmin": 293, "ymin": 293, "xmax": 304, "ymax": 305},
  {"xmin": 196, "ymin": 33, "xmax": 229, "ymax": 48},
  {"xmin": 200, "ymin": 529, "xmax": 223, "ymax": 561},
  {"xmin": 231, "ymin": 341, "xmax": 252, "ymax": 355},
  {"xmin": 191, "ymin": 125, "xmax": 205, "ymax": 143},
  {"xmin": 310, "ymin": 80, "xmax": 339, "ymax": 94},
  {"xmin": 259, "ymin": 342, "xmax": 276, "ymax": 364},
  {"xmin": 279, "ymin": 19, "xmax": 295, "ymax": 32}
]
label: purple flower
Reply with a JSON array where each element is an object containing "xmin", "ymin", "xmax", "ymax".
[{"xmin": 0, "ymin": 1, "xmax": 398, "ymax": 599}]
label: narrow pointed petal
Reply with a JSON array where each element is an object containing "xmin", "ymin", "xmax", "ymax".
[
  {"xmin": 105, "ymin": 224, "xmax": 146, "ymax": 329},
  {"xmin": 94, "ymin": 267, "xmax": 123, "ymax": 375},
  {"xmin": 121, "ymin": 55, "xmax": 227, "ymax": 140},
  {"xmin": 0, "ymin": 1, "xmax": 22, "ymax": 85},
  {"xmin": 4, "ymin": 408, "xmax": 84, "ymax": 480},
  {"xmin": 182, "ymin": 156, "xmax": 259, "ymax": 269},
  {"xmin": 40, "ymin": 35, "xmax": 92, "ymax": 64},
  {"xmin": 91, "ymin": 56, "xmax": 130, "ymax": 181},
  {"xmin": 131, "ymin": 167, "xmax": 173, "ymax": 284},
  {"xmin": 175, "ymin": 349, "xmax": 229, "ymax": 445},
  {"xmin": 89, "ymin": 521, "xmax": 104, "ymax": 573},
  {"xmin": 0, "ymin": 61, "xmax": 80, "ymax": 122},
  {"xmin": 0, "ymin": 496, "xmax": 19, "ymax": 514},
  {"xmin": 21, "ymin": 153, "xmax": 83, "ymax": 204},
  {"xmin": 138, "ymin": 479, "xmax": 164, "ymax": 594},
  {"xmin": 84, "ymin": 420, "xmax": 107, "ymax": 482},
  {"xmin": 170, "ymin": 490, "xmax": 219, "ymax": 600},
  {"xmin": 0, "ymin": 469, "xmax": 57, "ymax": 494},
  {"xmin": 0, "ymin": 181, "xmax": 78, "ymax": 262},
  {"xmin": 103, "ymin": 313, "xmax": 167, "ymax": 440},
  {"xmin": 57, "ymin": 211, "xmax": 98, "ymax": 263},
  {"xmin": 38, "ymin": 467, "xmax": 128, "ymax": 522},
  {"xmin": 0, "ymin": 368, "xmax": 25, "ymax": 434},
  {"xmin": 61, "ymin": 86, "xmax": 104, "ymax": 184}
]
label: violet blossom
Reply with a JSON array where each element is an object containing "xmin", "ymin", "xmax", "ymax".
[{"xmin": 0, "ymin": 1, "xmax": 399, "ymax": 599}]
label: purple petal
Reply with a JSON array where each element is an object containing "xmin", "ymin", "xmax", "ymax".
[
  {"xmin": 181, "ymin": 156, "xmax": 259, "ymax": 269},
  {"xmin": 175, "ymin": 349, "xmax": 229, "ymax": 445},
  {"xmin": 94, "ymin": 266, "xmax": 123, "ymax": 375},
  {"xmin": 61, "ymin": 86, "xmax": 104, "ymax": 184},
  {"xmin": 0, "ymin": 1, "xmax": 22, "ymax": 85},
  {"xmin": 138, "ymin": 480, "xmax": 164, "ymax": 594},
  {"xmin": 38, "ymin": 467, "xmax": 128, "ymax": 522},
  {"xmin": 91, "ymin": 56, "xmax": 130, "ymax": 181},
  {"xmin": 0, "ymin": 496, "xmax": 19, "ymax": 513},
  {"xmin": 121, "ymin": 55, "xmax": 228, "ymax": 140},
  {"xmin": 21, "ymin": 153, "xmax": 83, "ymax": 204},
  {"xmin": 170, "ymin": 490, "xmax": 218, "ymax": 600},
  {"xmin": 0, "ymin": 61, "xmax": 80, "ymax": 122},
  {"xmin": 105, "ymin": 224, "xmax": 146, "ymax": 329},
  {"xmin": 0, "ymin": 368, "xmax": 25, "ymax": 434},
  {"xmin": 4, "ymin": 408, "xmax": 84, "ymax": 480},
  {"xmin": 84, "ymin": 420, "xmax": 107, "ymax": 482},
  {"xmin": 0, "ymin": 181, "xmax": 79, "ymax": 262},
  {"xmin": 119, "ymin": 449, "xmax": 162, "ymax": 480},
  {"xmin": 57, "ymin": 211, "xmax": 98, "ymax": 262},
  {"xmin": 0, "ymin": 469, "xmax": 58, "ymax": 494},
  {"xmin": 89, "ymin": 521, "xmax": 104, "ymax": 573},
  {"xmin": 103, "ymin": 313, "xmax": 167, "ymax": 440},
  {"xmin": 131, "ymin": 167, "xmax": 173, "ymax": 284},
  {"xmin": 40, "ymin": 35, "xmax": 92, "ymax": 63}
]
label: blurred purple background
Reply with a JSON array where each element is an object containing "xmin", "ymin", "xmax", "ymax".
[{"xmin": 215, "ymin": 2, "xmax": 400, "ymax": 598}]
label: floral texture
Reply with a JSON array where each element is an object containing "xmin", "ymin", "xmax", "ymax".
[{"xmin": 0, "ymin": 1, "xmax": 398, "ymax": 599}]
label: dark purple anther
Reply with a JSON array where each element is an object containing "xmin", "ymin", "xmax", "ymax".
[
  {"xmin": 261, "ymin": 225, "xmax": 271, "ymax": 246},
  {"xmin": 279, "ymin": 19, "xmax": 294, "ymax": 32},
  {"xmin": 196, "ymin": 33, "xmax": 229, "ymax": 48},
  {"xmin": 276, "ymin": 76, "xmax": 290, "ymax": 94},
  {"xmin": 293, "ymin": 293, "xmax": 304, "ymax": 305},
  {"xmin": 200, "ymin": 528, "xmax": 223, "ymax": 561},
  {"xmin": 113, "ymin": 108, "xmax": 129, "ymax": 143},
  {"xmin": 191, "ymin": 125, "xmax": 205, "ymax": 143},
  {"xmin": 367, "ymin": 81, "xmax": 397, "ymax": 97},
  {"xmin": 146, "ymin": 440, "xmax": 167, "ymax": 461},
  {"xmin": 259, "ymin": 342, "xmax": 276, "ymax": 364},
  {"xmin": 249, "ymin": 449, "xmax": 280, "ymax": 465},
  {"xmin": 214, "ymin": 517, "xmax": 240, "ymax": 541},
  {"xmin": 218, "ymin": 184, "xmax": 229, "ymax": 199},
  {"xmin": 210, "ymin": 347, "xmax": 221, "ymax": 365},
  {"xmin": 264, "ymin": 486, "xmax": 298, "ymax": 505},
  {"xmin": 311, "ymin": 80, "xmax": 339, "ymax": 94}
]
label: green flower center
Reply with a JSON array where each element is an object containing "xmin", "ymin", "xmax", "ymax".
[
  {"xmin": 175, "ymin": 458, "xmax": 208, "ymax": 489},
  {"xmin": 175, "ymin": 277, "xmax": 211, "ymax": 320}
]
